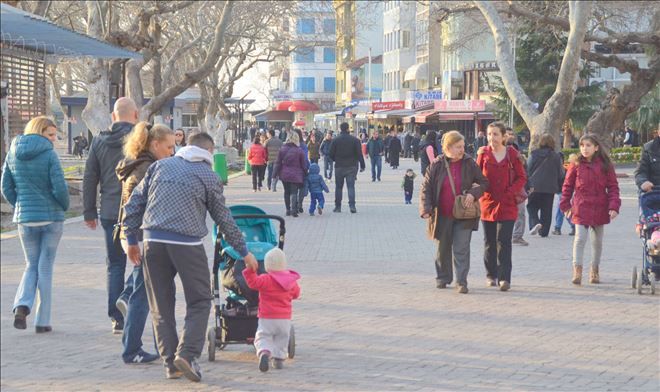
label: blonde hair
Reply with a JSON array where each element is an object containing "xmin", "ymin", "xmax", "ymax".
[
  {"xmin": 24, "ymin": 116, "xmax": 56, "ymax": 136},
  {"xmin": 123, "ymin": 121, "xmax": 174, "ymax": 160},
  {"xmin": 286, "ymin": 131, "xmax": 299, "ymax": 145},
  {"xmin": 442, "ymin": 130, "xmax": 465, "ymax": 155}
]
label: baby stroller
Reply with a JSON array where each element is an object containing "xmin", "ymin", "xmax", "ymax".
[
  {"xmin": 207, "ymin": 205, "xmax": 295, "ymax": 361},
  {"xmin": 632, "ymin": 189, "xmax": 660, "ymax": 295}
]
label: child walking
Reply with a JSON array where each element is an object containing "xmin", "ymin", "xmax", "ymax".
[
  {"xmin": 560, "ymin": 135, "xmax": 621, "ymax": 285},
  {"xmin": 243, "ymin": 248, "xmax": 300, "ymax": 372},
  {"xmin": 305, "ymin": 163, "xmax": 330, "ymax": 216},
  {"xmin": 402, "ymin": 169, "xmax": 416, "ymax": 204}
]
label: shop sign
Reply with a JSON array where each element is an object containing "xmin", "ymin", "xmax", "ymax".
[
  {"xmin": 434, "ymin": 99, "xmax": 486, "ymax": 112},
  {"xmin": 372, "ymin": 101, "xmax": 405, "ymax": 111},
  {"xmin": 406, "ymin": 90, "xmax": 443, "ymax": 109},
  {"xmin": 272, "ymin": 92, "xmax": 292, "ymax": 101}
]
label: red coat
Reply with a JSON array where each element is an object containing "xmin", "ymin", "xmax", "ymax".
[
  {"xmin": 243, "ymin": 268, "xmax": 300, "ymax": 319},
  {"xmin": 477, "ymin": 146, "xmax": 527, "ymax": 222},
  {"xmin": 560, "ymin": 156, "xmax": 621, "ymax": 226},
  {"xmin": 248, "ymin": 144, "xmax": 267, "ymax": 166}
]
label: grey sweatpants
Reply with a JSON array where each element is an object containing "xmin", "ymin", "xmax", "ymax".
[
  {"xmin": 254, "ymin": 318, "xmax": 291, "ymax": 360},
  {"xmin": 142, "ymin": 241, "xmax": 211, "ymax": 367},
  {"xmin": 434, "ymin": 217, "xmax": 473, "ymax": 286},
  {"xmin": 572, "ymin": 225, "xmax": 604, "ymax": 267},
  {"xmin": 513, "ymin": 202, "xmax": 526, "ymax": 239}
]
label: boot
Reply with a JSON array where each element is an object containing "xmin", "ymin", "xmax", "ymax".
[
  {"xmin": 589, "ymin": 266, "xmax": 600, "ymax": 284},
  {"xmin": 572, "ymin": 265, "xmax": 583, "ymax": 285}
]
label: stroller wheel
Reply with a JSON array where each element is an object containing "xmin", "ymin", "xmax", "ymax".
[
  {"xmin": 287, "ymin": 325, "xmax": 295, "ymax": 359},
  {"xmin": 207, "ymin": 326, "xmax": 217, "ymax": 362},
  {"xmin": 651, "ymin": 273, "xmax": 657, "ymax": 295},
  {"xmin": 637, "ymin": 269, "xmax": 644, "ymax": 295},
  {"xmin": 632, "ymin": 266, "xmax": 637, "ymax": 289}
]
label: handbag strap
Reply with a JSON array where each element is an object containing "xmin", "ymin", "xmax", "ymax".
[{"xmin": 444, "ymin": 159, "xmax": 459, "ymax": 197}]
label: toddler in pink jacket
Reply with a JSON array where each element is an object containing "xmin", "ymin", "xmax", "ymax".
[{"xmin": 243, "ymin": 247, "xmax": 300, "ymax": 372}]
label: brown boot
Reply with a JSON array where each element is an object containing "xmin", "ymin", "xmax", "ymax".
[
  {"xmin": 572, "ymin": 265, "xmax": 583, "ymax": 285},
  {"xmin": 589, "ymin": 266, "xmax": 600, "ymax": 284}
]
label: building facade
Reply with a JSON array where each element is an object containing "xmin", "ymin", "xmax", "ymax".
[{"xmin": 381, "ymin": 0, "xmax": 416, "ymax": 102}]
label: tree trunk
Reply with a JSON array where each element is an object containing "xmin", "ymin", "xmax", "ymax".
[
  {"xmin": 126, "ymin": 58, "xmax": 145, "ymax": 117},
  {"xmin": 81, "ymin": 59, "xmax": 112, "ymax": 134},
  {"xmin": 563, "ymin": 120, "xmax": 573, "ymax": 149}
]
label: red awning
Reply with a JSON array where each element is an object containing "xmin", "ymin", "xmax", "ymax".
[
  {"xmin": 437, "ymin": 112, "xmax": 476, "ymax": 121},
  {"xmin": 275, "ymin": 101, "xmax": 293, "ymax": 111},
  {"xmin": 414, "ymin": 110, "xmax": 437, "ymax": 123},
  {"xmin": 288, "ymin": 100, "xmax": 319, "ymax": 112},
  {"xmin": 293, "ymin": 120, "xmax": 306, "ymax": 127}
]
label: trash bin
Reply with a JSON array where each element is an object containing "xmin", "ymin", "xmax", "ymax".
[
  {"xmin": 244, "ymin": 156, "xmax": 251, "ymax": 175},
  {"xmin": 213, "ymin": 153, "xmax": 228, "ymax": 185}
]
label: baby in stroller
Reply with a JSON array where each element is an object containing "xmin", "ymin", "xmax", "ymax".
[
  {"xmin": 641, "ymin": 212, "xmax": 660, "ymax": 254},
  {"xmin": 243, "ymin": 248, "xmax": 300, "ymax": 372}
]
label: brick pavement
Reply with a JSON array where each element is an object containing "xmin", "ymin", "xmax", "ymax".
[{"xmin": 1, "ymin": 157, "xmax": 658, "ymax": 391}]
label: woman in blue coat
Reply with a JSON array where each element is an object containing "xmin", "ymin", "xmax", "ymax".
[{"xmin": 1, "ymin": 116, "xmax": 69, "ymax": 333}]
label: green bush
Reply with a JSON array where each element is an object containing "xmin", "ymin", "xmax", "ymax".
[{"xmin": 561, "ymin": 147, "xmax": 641, "ymax": 164}]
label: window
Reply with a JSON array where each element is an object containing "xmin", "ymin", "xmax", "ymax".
[
  {"xmin": 297, "ymin": 19, "xmax": 315, "ymax": 34},
  {"xmin": 402, "ymin": 31, "xmax": 411, "ymax": 48},
  {"xmin": 323, "ymin": 19, "xmax": 335, "ymax": 35},
  {"xmin": 294, "ymin": 77, "xmax": 315, "ymax": 93},
  {"xmin": 396, "ymin": 30, "xmax": 400, "ymax": 49},
  {"xmin": 323, "ymin": 47, "xmax": 336, "ymax": 63},
  {"xmin": 182, "ymin": 114, "xmax": 198, "ymax": 128},
  {"xmin": 324, "ymin": 77, "xmax": 336, "ymax": 92},
  {"xmin": 293, "ymin": 48, "xmax": 315, "ymax": 63}
]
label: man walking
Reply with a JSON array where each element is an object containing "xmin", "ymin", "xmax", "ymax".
[
  {"xmin": 83, "ymin": 97, "xmax": 137, "ymax": 334},
  {"xmin": 123, "ymin": 132, "xmax": 257, "ymax": 382},
  {"xmin": 366, "ymin": 130, "xmax": 384, "ymax": 182},
  {"xmin": 265, "ymin": 129, "xmax": 283, "ymax": 191},
  {"xmin": 329, "ymin": 122, "xmax": 365, "ymax": 213},
  {"xmin": 319, "ymin": 132, "xmax": 334, "ymax": 179}
]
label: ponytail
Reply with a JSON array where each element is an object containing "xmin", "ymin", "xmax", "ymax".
[{"xmin": 123, "ymin": 121, "xmax": 174, "ymax": 159}]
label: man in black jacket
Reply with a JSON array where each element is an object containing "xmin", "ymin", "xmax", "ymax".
[
  {"xmin": 635, "ymin": 128, "xmax": 660, "ymax": 192},
  {"xmin": 329, "ymin": 122, "xmax": 365, "ymax": 213}
]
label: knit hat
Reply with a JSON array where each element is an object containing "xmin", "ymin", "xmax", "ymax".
[{"xmin": 265, "ymin": 248, "xmax": 287, "ymax": 272}]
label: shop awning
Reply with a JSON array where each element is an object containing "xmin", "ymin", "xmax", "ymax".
[
  {"xmin": 288, "ymin": 100, "xmax": 319, "ymax": 112},
  {"xmin": 255, "ymin": 110, "xmax": 294, "ymax": 122},
  {"xmin": 414, "ymin": 110, "xmax": 437, "ymax": 123},
  {"xmin": 404, "ymin": 63, "xmax": 429, "ymax": 82},
  {"xmin": 275, "ymin": 101, "xmax": 293, "ymax": 111},
  {"xmin": 293, "ymin": 120, "xmax": 306, "ymax": 127},
  {"xmin": 373, "ymin": 109, "xmax": 414, "ymax": 119}
]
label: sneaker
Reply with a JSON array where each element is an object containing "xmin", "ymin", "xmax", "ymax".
[
  {"xmin": 309, "ymin": 212, "xmax": 314, "ymax": 216},
  {"xmin": 350, "ymin": 207, "xmax": 357, "ymax": 213},
  {"xmin": 166, "ymin": 367, "xmax": 184, "ymax": 380},
  {"xmin": 253, "ymin": 189, "xmax": 257, "ymax": 193},
  {"xmin": 259, "ymin": 351, "xmax": 271, "ymax": 372},
  {"xmin": 112, "ymin": 319, "xmax": 124, "ymax": 335},
  {"xmin": 372, "ymin": 178, "xmax": 376, "ymax": 182},
  {"xmin": 35, "ymin": 326, "xmax": 52, "ymax": 333},
  {"xmin": 125, "ymin": 350, "xmax": 160, "ymax": 364},
  {"xmin": 512, "ymin": 237, "xmax": 529, "ymax": 246},
  {"xmin": 272, "ymin": 358, "xmax": 284, "ymax": 370},
  {"xmin": 13, "ymin": 305, "xmax": 29, "ymax": 330},
  {"xmin": 486, "ymin": 278, "xmax": 496, "ymax": 287},
  {"xmin": 552, "ymin": 228, "xmax": 561, "ymax": 235},
  {"xmin": 499, "ymin": 281, "xmax": 511, "ymax": 291},
  {"xmin": 569, "ymin": 228, "xmax": 576, "ymax": 236},
  {"xmin": 317, "ymin": 206, "xmax": 323, "ymax": 215},
  {"xmin": 333, "ymin": 207, "xmax": 341, "ymax": 213},
  {"xmin": 529, "ymin": 223, "xmax": 542, "ymax": 236},
  {"xmin": 292, "ymin": 212, "xmax": 299, "ymax": 218},
  {"xmin": 173, "ymin": 356, "xmax": 202, "ymax": 382},
  {"xmin": 115, "ymin": 297, "xmax": 128, "ymax": 321},
  {"xmin": 436, "ymin": 280, "xmax": 447, "ymax": 289},
  {"xmin": 456, "ymin": 285, "xmax": 469, "ymax": 294}
]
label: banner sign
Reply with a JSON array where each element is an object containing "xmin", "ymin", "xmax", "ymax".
[
  {"xmin": 434, "ymin": 100, "xmax": 486, "ymax": 112},
  {"xmin": 372, "ymin": 101, "xmax": 405, "ymax": 111}
]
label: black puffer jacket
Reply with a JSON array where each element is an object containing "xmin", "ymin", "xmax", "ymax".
[
  {"xmin": 526, "ymin": 147, "xmax": 564, "ymax": 194},
  {"xmin": 635, "ymin": 137, "xmax": 660, "ymax": 189}
]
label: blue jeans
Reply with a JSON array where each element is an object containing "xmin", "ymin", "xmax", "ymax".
[
  {"xmin": 101, "ymin": 219, "xmax": 132, "ymax": 323},
  {"xmin": 309, "ymin": 192, "xmax": 325, "ymax": 213},
  {"xmin": 122, "ymin": 265, "xmax": 155, "ymax": 360},
  {"xmin": 267, "ymin": 162, "xmax": 278, "ymax": 190},
  {"xmin": 554, "ymin": 194, "xmax": 574, "ymax": 230},
  {"xmin": 323, "ymin": 156, "xmax": 333, "ymax": 179},
  {"xmin": 370, "ymin": 155, "xmax": 382, "ymax": 180},
  {"xmin": 404, "ymin": 190, "xmax": 413, "ymax": 203},
  {"xmin": 14, "ymin": 221, "xmax": 64, "ymax": 326}
]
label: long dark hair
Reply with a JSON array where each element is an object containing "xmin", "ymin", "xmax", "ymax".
[
  {"xmin": 577, "ymin": 134, "xmax": 612, "ymax": 173},
  {"xmin": 424, "ymin": 130, "xmax": 437, "ymax": 145}
]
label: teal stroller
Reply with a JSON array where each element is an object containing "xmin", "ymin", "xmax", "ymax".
[{"xmin": 206, "ymin": 205, "xmax": 295, "ymax": 361}]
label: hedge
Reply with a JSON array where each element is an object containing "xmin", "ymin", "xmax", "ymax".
[{"xmin": 561, "ymin": 147, "xmax": 641, "ymax": 164}]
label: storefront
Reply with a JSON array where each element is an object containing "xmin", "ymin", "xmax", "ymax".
[{"xmin": 403, "ymin": 100, "xmax": 496, "ymax": 141}]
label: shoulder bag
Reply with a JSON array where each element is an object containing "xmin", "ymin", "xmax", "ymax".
[
  {"xmin": 445, "ymin": 160, "xmax": 480, "ymax": 220},
  {"xmin": 507, "ymin": 147, "xmax": 528, "ymax": 204}
]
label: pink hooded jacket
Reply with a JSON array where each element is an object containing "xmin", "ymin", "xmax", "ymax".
[{"xmin": 242, "ymin": 268, "xmax": 300, "ymax": 319}]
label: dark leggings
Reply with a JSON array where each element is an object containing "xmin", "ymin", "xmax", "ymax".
[
  {"xmin": 282, "ymin": 182, "xmax": 301, "ymax": 212},
  {"xmin": 483, "ymin": 220, "xmax": 515, "ymax": 283},
  {"xmin": 251, "ymin": 164, "xmax": 266, "ymax": 190},
  {"xmin": 526, "ymin": 192, "xmax": 554, "ymax": 237}
]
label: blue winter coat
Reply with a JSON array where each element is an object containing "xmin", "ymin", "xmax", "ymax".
[
  {"xmin": 305, "ymin": 163, "xmax": 329, "ymax": 194},
  {"xmin": 1, "ymin": 134, "xmax": 69, "ymax": 223}
]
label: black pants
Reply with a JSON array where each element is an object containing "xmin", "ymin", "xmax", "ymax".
[
  {"xmin": 335, "ymin": 166, "xmax": 358, "ymax": 208},
  {"xmin": 526, "ymin": 192, "xmax": 554, "ymax": 237},
  {"xmin": 251, "ymin": 164, "xmax": 266, "ymax": 190},
  {"xmin": 483, "ymin": 220, "xmax": 515, "ymax": 283},
  {"xmin": 282, "ymin": 181, "xmax": 300, "ymax": 213}
]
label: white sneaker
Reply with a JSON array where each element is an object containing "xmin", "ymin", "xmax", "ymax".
[{"xmin": 529, "ymin": 223, "xmax": 542, "ymax": 236}]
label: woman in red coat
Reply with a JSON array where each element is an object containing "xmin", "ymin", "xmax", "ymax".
[
  {"xmin": 248, "ymin": 135, "xmax": 268, "ymax": 192},
  {"xmin": 476, "ymin": 122, "xmax": 527, "ymax": 291},
  {"xmin": 560, "ymin": 135, "xmax": 620, "ymax": 285}
]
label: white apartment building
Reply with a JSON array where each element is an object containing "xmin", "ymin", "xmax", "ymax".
[{"xmin": 381, "ymin": 0, "xmax": 416, "ymax": 102}]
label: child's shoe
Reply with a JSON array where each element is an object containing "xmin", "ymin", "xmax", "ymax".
[
  {"xmin": 589, "ymin": 266, "xmax": 600, "ymax": 284},
  {"xmin": 309, "ymin": 212, "xmax": 314, "ymax": 216},
  {"xmin": 272, "ymin": 358, "xmax": 284, "ymax": 370},
  {"xmin": 572, "ymin": 265, "xmax": 583, "ymax": 285},
  {"xmin": 317, "ymin": 206, "xmax": 323, "ymax": 215},
  {"xmin": 259, "ymin": 351, "xmax": 270, "ymax": 372}
]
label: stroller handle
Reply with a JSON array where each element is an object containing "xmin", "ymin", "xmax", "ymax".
[{"xmin": 214, "ymin": 214, "xmax": 286, "ymax": 262}]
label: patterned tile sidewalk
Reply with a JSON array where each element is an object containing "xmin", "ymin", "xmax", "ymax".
[{"xmin": 1, "ymin": 157, "xmax": 658, "ymax": 391}]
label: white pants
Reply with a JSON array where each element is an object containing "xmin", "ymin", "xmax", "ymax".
[
  {"xmin": 254, "ymin": 318, "xmax": 291, "ymax": 359},
  {"xmin": 572, "ymin": 225, "xmax": 604, "ymax": 267}
]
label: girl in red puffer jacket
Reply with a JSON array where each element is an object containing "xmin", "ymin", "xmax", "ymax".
[{"xmin": 560, "ymin": 135, "xmax": 621, "ymax": 285}]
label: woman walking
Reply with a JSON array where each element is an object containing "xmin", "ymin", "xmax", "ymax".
[
  {"xmin": 476, "ymin": 122, "xmax": 527, "ymax": 291},
  {"xmin": 307, "ymin": 132, "xmax": 320, "ymax": 164},
  {"xmin": 274, "ymin": 132, "xmax": 309, "ymax": 217},
  {"xmin": 294, "ymin": 128, "xmax": 309, "ymax": 212},
  {"xmin": 116, "ymin": 121, "xmax": 174, "ymax": 363},
  {"xmin": 420, "ymin": 131, "xmax": 438, "ymax": 176},
  {"xmin": 174, "ymin": 129, "xmax": 186, "ymax": 152},
  {"xmin": 1, "ymin": 116, "xmax": 69, "ymax": 332},
  {"xmin": 420, "ymin": 131, "xmax": 488, "ymax": 293},
  {"xmin": 248, "ymin": 135, "xmax": 268, "ymax": 192},
  {"xmin": 526, "ymin": 134, "xmax": 565, "ymax": 237},
  {"xmin": 560, "ymin": 135, "xmax": 620, "ymax": 285}
]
